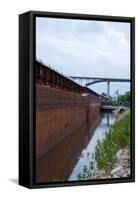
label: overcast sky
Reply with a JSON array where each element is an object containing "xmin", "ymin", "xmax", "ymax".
[{"xmin": 36, "ymin": 17, "xmax": 130, "ymax": 96}]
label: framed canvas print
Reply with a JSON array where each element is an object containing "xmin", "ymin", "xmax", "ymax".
[{"xmin": 19, "ymin": 11, "xmax": 135, "ymax": 188}]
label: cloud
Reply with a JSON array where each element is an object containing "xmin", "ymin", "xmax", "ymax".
[{"xmin": 36, "ymin": 17, "xmax": 130, "ymax": 95}]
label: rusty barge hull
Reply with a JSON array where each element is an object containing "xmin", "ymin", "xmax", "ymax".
[
  {"xmin": 36, "ymin": 61, "xmax": 102, "ymax": 183},
  {"xmin": 36, "ymin": 85, "xmax": 101, "ymax": 182}
]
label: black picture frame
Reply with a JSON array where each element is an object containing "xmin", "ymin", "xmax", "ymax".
[{"xmin": 19, "ymin": 10, "xmax": 135, "ymax": 189}]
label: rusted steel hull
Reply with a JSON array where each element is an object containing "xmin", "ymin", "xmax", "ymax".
[{"xmin": 36, "ymin": 84, "xmax": 101, "ymax": 183}]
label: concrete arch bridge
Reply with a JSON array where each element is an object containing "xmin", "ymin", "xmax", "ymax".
[{"xmin": 69, "ymin": 76, "xmax": 130, "ymax": 98}]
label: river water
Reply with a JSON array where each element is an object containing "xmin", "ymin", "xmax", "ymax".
[{"xmin": 68, "ymin": 112, "xmax": 116, "ymax": 181}]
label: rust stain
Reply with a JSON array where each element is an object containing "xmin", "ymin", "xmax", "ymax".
[
  {"xmin": 35, "ymin": 61, "xmax": 102, "ymax": 183},
  {"xmin": 36, "ymin": 85, "xmax": 101, "ymax": 183}
]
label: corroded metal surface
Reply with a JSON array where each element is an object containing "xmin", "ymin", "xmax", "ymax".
[
  {"xmin": 36, "ymin": 85, "xmax": 101, "ymax": 182},
  {"xmin": 36, "ymin": 61, "xmax": 102, "ymax": 183}
]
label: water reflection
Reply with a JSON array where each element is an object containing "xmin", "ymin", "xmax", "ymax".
[{"xmin": 68, "ymin": 112, "xmax": 116, "ymax": 181}]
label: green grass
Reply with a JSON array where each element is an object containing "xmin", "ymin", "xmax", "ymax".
[{"xmin": 95, "ymin": 111, "xmax": 130, "ymax": 172}]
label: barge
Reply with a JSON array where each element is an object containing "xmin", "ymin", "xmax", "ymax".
[{"xmin": 36, "ymin": 61, "xmax": 106, "ymax": 183}]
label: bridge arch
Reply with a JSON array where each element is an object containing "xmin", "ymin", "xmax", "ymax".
[{"xmin": 69, "ymin": 76, "xmax": 130, "ymax": 98}]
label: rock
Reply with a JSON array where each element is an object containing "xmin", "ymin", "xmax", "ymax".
[
  {"xmin": 112, "ymin": 174, "xmax": 120, "ymax": 178},
  {"xmin": 116, "ymin": 149, "xmax": 123, "ymax": 159},
  {"xmin": 94, "ymin": 148, "xmax": 130, "ymax": 179},
  {"xmin": 93, "ymin": 169, "xmax": 111, "ymax": 179},
  {"xmin": 110, "ymin": 166, "xmax": 123, "ymax": 175},
  {"xmin": 110, "ymin": 148, "xmax": 130, "ymax": 178},
  {"xmin": 116, "ymin": 149, "xmax": 130, "ymax": 161}
]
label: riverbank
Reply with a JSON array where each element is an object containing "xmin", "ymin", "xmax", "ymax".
[
  {"xmin": 94, "ymin": 148, "xmax": 130, "ymax": 179},
  {"xmin": 95, "ymin": 111, "xmax": 130, "ymax": 178},
  {"xmin": 74, "ymin": 111, "xmax": 131, "ymax": 180}
]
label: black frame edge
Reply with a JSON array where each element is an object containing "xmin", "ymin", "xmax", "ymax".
[
  {"xmin": 19, "ymin": 12, "xmax": 32, "ymax": 188},
  {"xmin": 24, "ymin": 10, "xmax": 135, "ymax": 22},
  {"xmin": 131, "ymin": 18, "xmax": 135, "ymax": 182}
]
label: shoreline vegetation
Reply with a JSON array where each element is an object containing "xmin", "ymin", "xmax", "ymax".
[
  {"xmin": 95, "ymin": 110, "xmax": 130, "ymax": 172},
  {"xmin": 77, "ymin": 110, "xmax": 130, "ymax": 180}
]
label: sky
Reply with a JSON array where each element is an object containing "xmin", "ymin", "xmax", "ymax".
[{"xmin": 36, "ymin": 17, "xmax": 131, "ymax": 96}]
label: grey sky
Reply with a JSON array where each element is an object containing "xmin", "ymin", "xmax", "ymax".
[{"xmin": 36, "ymin": 17, "xmax": 130, "ymax": 96}]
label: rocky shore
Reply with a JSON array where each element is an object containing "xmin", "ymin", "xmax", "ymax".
[{"xmin": 94, "ymin": 148, "xmax": 130, "ymax": 179}]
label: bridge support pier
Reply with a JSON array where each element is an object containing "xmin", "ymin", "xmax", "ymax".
[{"xmin": 107, "ymin": 81, "xmax": 110, "ymax": 98}]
